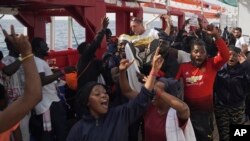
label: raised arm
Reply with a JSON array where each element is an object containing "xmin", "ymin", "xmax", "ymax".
[
  {"xmin": 83, "ymin": 17, "xmax": 109, "ymax": 56},
  {"xmin": 206, "ymin": 24, "xmax": 230, "ymax": 69},
  {"xmin": 119, "ymin": 47, "xmax": 164, "ymax": 98},
  {"xmin": 116, "ymin": 47, "xmax": 164, "ymax": 123},
  {"xmin": 161, "ymin": 14, "xmax": 171, "ymax": 36},
  {"xmin": 1, "ymin": 32, "xmax": 22, "ymax": 76},
  {"xmin": 119, "ymin": 59, "xmax": 138, "ymax": 99},
  {"xmin": 156, "ymin": 89, "xmax": 190, "ymax": 120},
  {"xmin": 145, "ymin": 47, "xmax": 164, "ymax": 91},
  {"xmin": 0, "ymin": 25, "xmax": 42, "ymax": 133}
]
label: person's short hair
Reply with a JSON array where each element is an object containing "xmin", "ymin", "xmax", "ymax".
[
  {"xmin": 31, "ymin": 37, "xmax": 46, "ymax": 52},
  {"xmin": 157, "ymin": 77, "xmax": 182, "ymax": 98},
  {"xmin": 77, "ymin": 42, "xmax": 90, "ymax": 54},
  {"xmin": 31, "ymin": 37, "xmax": 49, "ymax": 58},
  {"xmin": 130, "ymin": 17, "xmax": 143, "ymax": 24},
  {"xmin": 105, "ymin": 28, "xmax": 112, "ymax": 37},
  {"xmin": 229, "ymin": 45, "xmax": 241, "ymax": 54},
  {"xmin": 234, "ymin": 27, "xmax": 242, "ymax": 33},
  {"xmin": 190, "ymin": 39, "xmax": 206, "ymax": 52}
]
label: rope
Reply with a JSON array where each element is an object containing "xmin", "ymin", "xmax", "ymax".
[
  {"xmin": 70, "ymin": 17, "xmax": 79, "ymax": 47},
  {"xmin": 0, "ymin": 14, "xmax": 5, "ymax": 19}
]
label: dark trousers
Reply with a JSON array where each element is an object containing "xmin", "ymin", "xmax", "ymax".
[
  {"xmin": 214, "ymin": 104, "xmax": 245, "ymax": 141},
  {"xmin": 245, "ymin": 94, "xmax": 250, "ymax": 118},
  {"xmin": 190, "ymin": 111, "xmax": 214, "ymax": 141},
  {"xmin": 29, "ymin": 101, "xmax": 68, "ymax": 141}
]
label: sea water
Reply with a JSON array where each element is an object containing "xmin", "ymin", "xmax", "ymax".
[{"xmin": 0, "ymin": 19, "xmax": 160, "ymax": 56}]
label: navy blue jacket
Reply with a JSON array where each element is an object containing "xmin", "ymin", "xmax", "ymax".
[
  {"xmin": 214, "ymin": 61, "xmax": 250, "ymax": 107},
  {"xmin": 66, "ymin": 86, "xmax": 154, "ymax": 141}
]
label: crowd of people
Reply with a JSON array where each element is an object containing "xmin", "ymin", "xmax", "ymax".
[{"xmin": 0, "ymin": 14, "xmax": 250, "ymax": 141}]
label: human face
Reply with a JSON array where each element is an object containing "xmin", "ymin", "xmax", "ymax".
[
  {"xmin": 233, "ymin": 29, "xmax": 241, "ymax": 38},
  {"xmin": 191, "ymin": 45, "xmax": 207, "ymax": 67},
  {"xmin": 106, "ymin": 34, "xmax": 112, "ymax": 43},
  {"xmin": 228, "ymin": 50, "xmax": 239, "ymax": 67},
  {"xmin": 36, "ymin": 41, "xmax": 49, "ymax": 57},
  {"xmin": 118, "ymin": 43, "xmax": 126, "ymax": 59},
  {"xmin": 88, "ymin": 85, "xmax": 109, "ymax": 118},
  {"xmin": 130, "ymin": 21, "xmax": 145, "ymax": 35},
  {"xmin": 152, "ymin": 81, "xmax": 168, "ymax": 108}
]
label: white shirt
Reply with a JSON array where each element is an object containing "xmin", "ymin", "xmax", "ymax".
[
  {"xmin": 34, "ymin": 56, "xmax": 60, "ymax": 115},
  {"xmin": 118, "ymin": 29, "xmax": 159, "ymax": 47},
  {"xmin": 177, "ymin": 50, "xmax": 191, "ymax": 63},
  {"xmin": 1, "ymin": 55, "xmax": 25, "ymax": 103},
  {"xmin": 235, "ymin": 36, "xmax": 247, "ymax": 49},
  {"xmin": 131, "ymin": 28, "xmax": 159, "ymax": 43}
]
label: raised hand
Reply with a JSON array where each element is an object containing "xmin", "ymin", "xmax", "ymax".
[
  {"xmin": 198, "ymin": 18, "xmax": 203, "ymax": 29},
  {"xmin": 136, "ymin": 71, "xmax": 147, "ymax": 83},
  {"xmin": 0, "ymin": 25, "xmax": 32, "ymax": 57},
  {"xmin": 205, "ymin": 24, "xmax": 220, "ymax": 39},
  {"xmin": 238, "ymin": 52, "xmax": 247, "ymax": 64},
  {"xmin": 161, "ymin": 14, "xmax": 171, "ymax": 22},
  {"xmin": 152, "ymin": 47, "xmax": 164, "ymax": 71},
  {"xmin": 101, "ymin": 17, "xmax": 109, "ymax": 29},
  {"xmin": 119, "ymin": 59, "xmax": 134, "ymax": 72}
]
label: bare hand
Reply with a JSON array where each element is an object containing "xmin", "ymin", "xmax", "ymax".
[
  {"xmin": 152, "ymin": 47, "xmax": 164, "ymax": 71},
  {"xmin": 119, "ymin": 59, "xmax": 134, "ymax": 72},
  {"xmin": 205, "ymin": 24, "xmax": 220, "ymax": 39},
  {"xmin": 238, "ymin": 52, "xmax": 247, "ymax": 64},
  {"xmin": 198, "ymin": 18, "xmax": 204, "ymax": 29},
  {"xmin": 161, "ymin": 14, "xmax": 170, "ymax": 20},
  {"xmin": 1, "ymin": 25, "xmax": 32, "ymax": 57},
  {"xmin": 102, "ymin": 17, "xmax": 109, "ymax": 29},
  {"xmin": 136, "ymin": 72, "xmax": 147, "ymax": 83}
]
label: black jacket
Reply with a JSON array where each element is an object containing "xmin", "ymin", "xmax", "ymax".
[
  {"xmin": 214, "ymin": 61, "xmax": 250, "ymax": 107},
  {"xmin": 77, "ymin": 29, "xmax": 111, "ymax": 90}
]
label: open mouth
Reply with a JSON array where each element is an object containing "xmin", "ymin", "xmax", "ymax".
[
  {"xmin": 101, "ymin": 100, "xmax": 109, "ymax": 109},
  {"xmin": 195, "ymin": 59, "xmax": 203, "ymax": 64},
  {"xmin": 229, "ymin": 59, "xmax": 235, "ymax": 63},
  {"xmin": 196, "ymin": 58, "xmax": 203, "ymax": 62}
]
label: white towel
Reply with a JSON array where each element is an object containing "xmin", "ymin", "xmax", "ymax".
[
  {"xmin": 125, "ymin": 43, "xmax": 142, "ymax": 93},
  {"xmin": 166, "ymin": 108, "xmax": 196, "ymax": 141}
]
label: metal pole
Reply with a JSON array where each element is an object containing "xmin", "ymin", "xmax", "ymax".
[
  {"xmin": 201, "ymin": 0, "xmax": 204, "ymax": 15},
  {"xmin": 50, "ymin": 16, "xmax": 55, "ymax": 50},
  {"xmin": 237, "ymin": 3, "xmax": 239, "ymax": 27},
  {"xmin": 166, "ymin": 0, "xmax": 170, "ymax": 9},
  {"xmin": 68, "ymin": 17, "xmax": 72, "ymax": 48}
]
